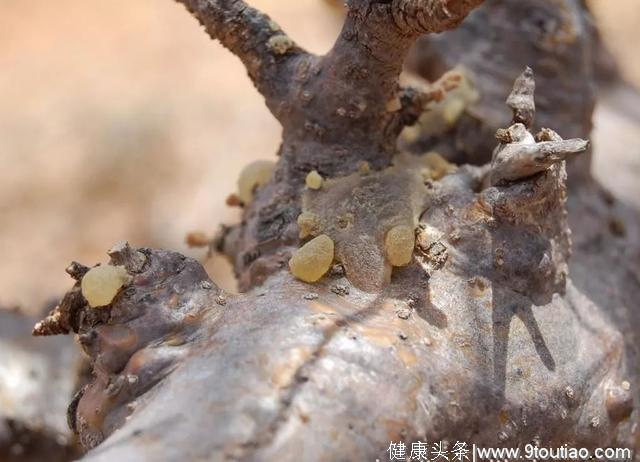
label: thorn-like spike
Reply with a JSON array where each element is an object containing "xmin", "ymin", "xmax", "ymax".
[
  {"xmin": 491, "ymin": 138, "xmax": 589, "ymax": 184},
  {"xmin": 65, "ymin": 261, "xmax": 90, "ymax": 281},
  {"xmin": 506, "ymin": 66, "xmax": 536, "ymax": 128}
]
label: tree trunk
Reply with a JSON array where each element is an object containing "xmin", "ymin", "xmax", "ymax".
[{"xmin": 32, "ymin": 0, "xmax": 638, "ymax": 460}]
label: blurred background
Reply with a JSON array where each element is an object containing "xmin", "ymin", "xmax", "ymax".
[{"xmin": 0, "ymin": 0, "xmax": 639, "ymax": 315}]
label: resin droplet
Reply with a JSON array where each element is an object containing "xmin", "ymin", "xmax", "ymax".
[
  {"xmin": 358, "ymin": 161, "xmax": 371, "ymax": 175},
  {"xmin": 385, "ymin": 97, "xmax": 402, "ymax": 113},
  {"xmin": 297, "ymin": 211, "xmax": 323, "ymax": 239},
  {"xmin": 81, "ymin": 265, "xmax": 128, "ymax": 308},
  {"xmin": 289, "ymin": 235, "xmax": 334, "ymax": 283},
  {"xmin": 237, "ymin": 160, "xmax": 276, "ymax": 204},
  {"xmin": 423, "ymin": 152, "xmax": 457, "ymax": 180},
  {"xmin": 385, "ymin": 225, "xmax": 415, "ymax": 267},
  {"xmin": 267, "ymin": 34, "xmax": 294, "ymax": 55},
  {"xmin": 305, "ymin": 170, "xmax": 324, "ymax": 190}
]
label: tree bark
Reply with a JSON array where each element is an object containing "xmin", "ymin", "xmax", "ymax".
[{"xmin": 32, "ymin": 0, "xmax": 638, "ymax": 460}]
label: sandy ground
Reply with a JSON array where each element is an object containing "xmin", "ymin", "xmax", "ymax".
[{"xmin": 0, "ymin": 0, "xmax": 638, "ymax": 313}]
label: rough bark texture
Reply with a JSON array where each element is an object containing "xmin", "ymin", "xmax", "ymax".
[
  {"xmin": 402, "ymin": 0, "xmax": 597, "ymax": 184},
  {"xmin": 189, "ymin": 0, "xmax": 483, "ymax": 291},
  {"xmin": 29, "ymin": 0, "xmax": 639, "ymax": 460}
]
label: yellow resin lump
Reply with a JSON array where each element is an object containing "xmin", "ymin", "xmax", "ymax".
[
  {"xmin": 237, "ymin": 160, "xmax": 276, "ymax": 204},
  {"xmin": 423, "ymin": 152, "xmax": 457, "ymax": 180},
  {"xmin": 297, "ymin": 211, "xmax": 323, "ymax": 239},
  {"xmin": 300, "ymin": 161, "xmax": 428, "ymax": 292},
  {"xmin": 385, "ymin": 225, "xmax": 415, "ymax": 267},
  {"xmin": 305, "ymin": 170, "xmax": 324, "ymax": 190},
  {"xmin": 81, "ymin": 265, "xmax": 128, "ymax": 308},
  {"xmin": 289, "ymin": 235, "xmax": 334, "ymax": 283},
  {"xmin": 400, "ymin": 67, "xmax": 479, "ymax": 141}
]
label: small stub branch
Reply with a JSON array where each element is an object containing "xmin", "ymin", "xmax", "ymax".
[{"xmin": 490, "ymin": 68, "xmax": 589, "ymax": 185}]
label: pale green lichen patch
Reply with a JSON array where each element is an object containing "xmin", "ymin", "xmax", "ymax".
[
  {"xmin": 289, "ymin": 235, "xmax": 334, "ymax": 283},
  {"xmin": 81, "ymin": 265, "xmax": 128, "ymax": 308},
  {"xmin": 267, "ymin": 20, "xmax": 281, "ymax": 32},
  {"xmin": 299, "ymin": 159, "xmax": 429, "ymax": 292},
  {"xmin": 237, "ymin": 160, "xmax": 275, "ymax": 205}
]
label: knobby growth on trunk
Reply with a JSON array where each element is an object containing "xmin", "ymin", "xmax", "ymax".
[{"xmin": 30, "ymin": 1, "xmax": 638, "ymax": 460}]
